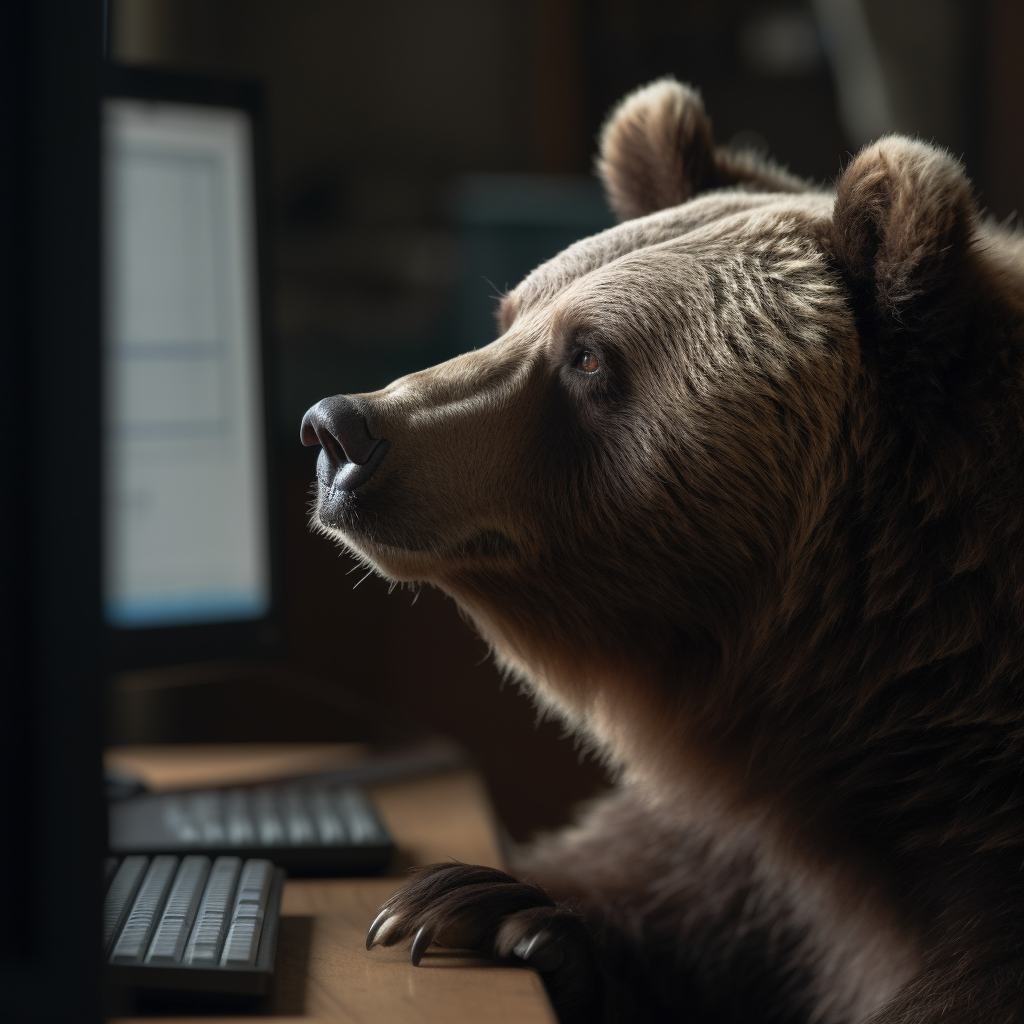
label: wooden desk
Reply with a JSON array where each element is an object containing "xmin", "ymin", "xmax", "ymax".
[{"xmin": 108, "ymin": 746, "xmax": 556, "ymax": 1023}]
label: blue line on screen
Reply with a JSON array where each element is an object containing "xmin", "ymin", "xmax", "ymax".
[{"xmin": 106, "ymin": 590, "xmax": 270, "ymax": 628}]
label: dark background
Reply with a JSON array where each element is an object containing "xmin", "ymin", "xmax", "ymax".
[{"xmin": 105, "ymin": 0, "xmax": 1024, "ymax": 842}]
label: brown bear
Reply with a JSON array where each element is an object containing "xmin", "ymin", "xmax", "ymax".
[{"xmin": 301, "ymin": 79, "xmax": 1024, "ymax": 1024}]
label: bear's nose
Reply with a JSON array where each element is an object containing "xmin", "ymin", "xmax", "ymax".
[{"xmin": 300, "ymin": 395, "xmax": 389, "ymax": 492}]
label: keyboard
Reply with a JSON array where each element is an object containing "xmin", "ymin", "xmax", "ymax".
[
  {"xmin": 105, "ymin": 854, "xmax": 284, "ymax": 995},
  {"xmin": 109, "ymin": 779, "xmax": 395, "ymax": 875}
]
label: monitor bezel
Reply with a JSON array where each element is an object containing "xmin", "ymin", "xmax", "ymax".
[{"xmin": 102, "ymin": 65, "xmax": 283, "ymax": 672}]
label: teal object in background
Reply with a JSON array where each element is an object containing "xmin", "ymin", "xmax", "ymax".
[
  {"xmin": 451, "ymin": 174, "xmax": 616, "ymax": 357},
  {"xmin": 276, "ymin": 174, "xmax": 614, "ymax": 437}
]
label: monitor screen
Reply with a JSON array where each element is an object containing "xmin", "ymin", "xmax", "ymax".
[{"xmin": 103, "ymin": 70, "xmax": 279, "ymax": 669}]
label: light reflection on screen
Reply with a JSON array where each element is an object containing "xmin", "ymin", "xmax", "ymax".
[{"xmin": 103, "ymin": 100, "xmax": 269, "ymax": 628}]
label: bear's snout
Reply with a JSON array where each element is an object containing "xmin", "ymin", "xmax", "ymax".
[{"xmin": 301, "ymin": 394, "xmax": 389, "ymax": 493}]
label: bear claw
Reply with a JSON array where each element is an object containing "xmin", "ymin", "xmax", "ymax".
[
  {"xmin": 365, "ymin": 907, "xmax": 398, "ymax": 950},
  {"xmin": 409, "ymin": 924, "xmax": 434, "ymax": 966},
  {"xmin": 513, "ymin": 929, "xmax": 564, "ymax": 972}
]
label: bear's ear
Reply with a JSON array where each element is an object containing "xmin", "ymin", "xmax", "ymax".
[
  {"xmin": 826, "ymin": 136, "xmax": 979, "ymax": 347},
  {"xmin": 597, "ymin": 78, "xmax": 809, "ymax": 222},
  {"xmin": 597, "ymin": 79, "xmax": 717, "ymax": 222}
]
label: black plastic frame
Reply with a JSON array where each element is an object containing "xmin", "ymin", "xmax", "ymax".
[
  {"xmin": 102, "ymin": 65, "xmax": 284, "ymax": 672},
  {"xmin": 0, "ymin": 2, "xmax": 106, "ymax": 1019}
]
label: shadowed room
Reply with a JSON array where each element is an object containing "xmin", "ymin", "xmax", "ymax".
[{"xmin": 4, "ymin": 2, "xmax": 1024, "ymax": 1020}]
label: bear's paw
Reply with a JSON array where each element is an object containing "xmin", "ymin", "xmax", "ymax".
[{"xmin": 367, "ymin": 862, "xmax": 602, "ymax": 1023}]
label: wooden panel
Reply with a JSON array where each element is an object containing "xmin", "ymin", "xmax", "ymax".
[
  {"xmin": 268, "ymin": 879, "xmax": 555, "ymax": 1023},
  {"xmin": 369, "ymin": 770, "xmax": 506, "ymax": 870},
  {"xmin": 105, "ymin": 743, "xmax": 368, "ymax": 792}
]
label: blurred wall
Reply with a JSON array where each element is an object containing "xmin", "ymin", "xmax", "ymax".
[
  {"xmin": 987, "ymin": 0, "xmax": 1024, "ymax": 221},
  {"xmin": 108, "ymin": 0, "xmax": 1011, "ymax": 841}
]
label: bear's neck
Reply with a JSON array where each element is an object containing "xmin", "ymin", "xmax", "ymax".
[{"xmin": 454, "ymin": 510, "xmax": 1021, "ymax": 874}]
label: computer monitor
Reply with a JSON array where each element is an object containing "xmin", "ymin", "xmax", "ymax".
[{"xmin": 102, "ymin": 67, "xmax": 281, "ymax": 671}]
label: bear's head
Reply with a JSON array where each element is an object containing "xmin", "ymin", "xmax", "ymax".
[{"xmin": 302, "ymin": 80, "xmax": 1019, "ymax": 768}]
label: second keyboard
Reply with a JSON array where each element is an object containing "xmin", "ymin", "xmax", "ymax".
[{"xmin": 109, "ymin": 779, "xmax": 395, "ymax": 875}]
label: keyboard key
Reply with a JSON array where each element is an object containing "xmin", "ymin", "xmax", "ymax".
[
  {"xmin": 337, "ymin": 787, "xmax": 384, "ymax": 844},
  {"xmin": 190, "ymin": 792, "xmax": 226, "ymax": 844},
  {"xmin": 283, "ymin": 786, "xmax": 316, "ymax": 845},
  {"xmin": 162, "ymin": 796, "xmax": 201, "ymax": 843},
  {"xmin": 253, "ymin": 787, "xmax": 285, "ymax": 845},
  {"xmin": 103, "ymin": 855, "xmax": 149, "ymax": 951},
  {"xmin": 224, "ymin": 789, "xmax": 255, "ymax": 845},
  {"xmin": 110, "ymin": 855, "xmax": 178, "ymax": 963},
  {"xmin": 145, "ymin": 856, "xmax": 211, "ymax": 964},
  {"xmin": 220, "ymin": 859, "xmax": 273, "ymax": 966},
  {"xmin": 182, "ymin": 856, "xmax": 241, "ymax": 964},
  {"xmin": 309, "ymin": 786, "xmax": 347, "ymax": 844}
]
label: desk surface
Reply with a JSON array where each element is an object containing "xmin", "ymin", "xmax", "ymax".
[{"xmin": 108, "ymin": 745, "xmax": 556, "ymax": 1024}]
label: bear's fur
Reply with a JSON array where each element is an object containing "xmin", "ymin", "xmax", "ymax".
[{"xmin": 303, "ymin": 80, "xmax": 1024, "ymax": 1023}]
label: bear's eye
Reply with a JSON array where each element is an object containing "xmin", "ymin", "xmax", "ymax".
[{"xmin": 575, "ymin": 350, "xmax": 601, "ymax": 374}]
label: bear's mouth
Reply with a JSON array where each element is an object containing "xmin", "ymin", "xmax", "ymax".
[
  {"xmin": 315, "ymin": 486, "xmax": 519, "ymax": 566},
  {"xmin": 316, "ymin": 438, "xmax": 390, "ymax": 495}
]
